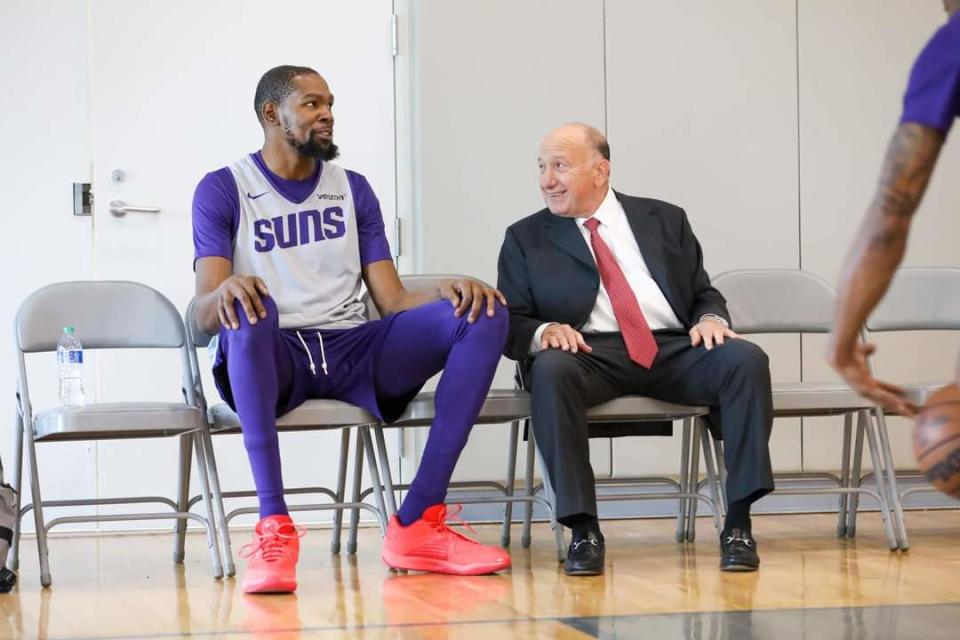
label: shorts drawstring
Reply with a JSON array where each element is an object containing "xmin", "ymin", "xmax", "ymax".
[
  {"xmin": 316, "ymin": 332, "xmax": 329, "ymax": 375},
  {"xmin": 295, "ymin": 330, "xmax": 328, "ymax": 376}
]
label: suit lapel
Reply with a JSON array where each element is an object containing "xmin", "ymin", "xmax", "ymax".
[
  {"xmin": 545, "ymin": 214, "xmax": 596, "ymax": 271},
  {"xmin": 618, "ymin": 192, "xmax": 682, "ymax": 317}
]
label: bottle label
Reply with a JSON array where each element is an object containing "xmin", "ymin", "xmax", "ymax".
[{"xmin": 59, "ymin": 350, "xmax": 83, "ymax": 365}]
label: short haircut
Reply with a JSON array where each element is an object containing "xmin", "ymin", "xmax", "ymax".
[
  {"xmin": 581, "ymin": 124, "xmax": 611, "ymax": 161},
  {"xmin": 254, "ymin": 65, "xmax": 319, "ymax": 122}
]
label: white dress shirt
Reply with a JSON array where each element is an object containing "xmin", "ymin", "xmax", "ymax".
[{"xmin": 530, "ymin": 188, "xmax": 683, "ymax": 353}]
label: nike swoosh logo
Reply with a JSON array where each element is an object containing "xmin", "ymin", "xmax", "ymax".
[{"xmin": 247, "ymin": 192, "xmax": 268, "ymax": 200}]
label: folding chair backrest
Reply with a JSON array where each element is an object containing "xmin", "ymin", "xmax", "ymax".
[
  {"xmin": 712, "ymin": 269, "xmax": 836, "ymax": 335},
  {"xmin": 867, "ymin": 267, "xmax": 960, "ymax": 332},
  {"xmin": 365, "ymin": 273, "xmax": 470, "ymax": 321},
  {"xmin": 16, "ymin": 281, "xmax": 185, "ymax": 353}
]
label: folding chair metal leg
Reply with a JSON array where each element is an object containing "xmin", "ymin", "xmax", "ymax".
[
  {"xmin": 25, "ymin": 427, "xmax": 51, "ymax": 587},
  {"xmin": 676, "ymin": 417, "xmax": 692, "ymax": 543},
  {"xmin": 198, "ymin": 428, "xmax": 234, "ymax": 577},
  {"xmin": 521, "ymin": 420, "xmax": 535, "ymax": 548},
  {"xmin": 699, "ymin": 425, "xmax": 724, "ymax": 537},
  {"xmin": 371, "ymin": 427, "xmax": 398, "ymax": 518},
  {"xmin": 7, "ymin": 406, "xmax": 24, "ymax": 572},
  {"xmin": 347, "ymin": 428, "xmax": 365, "ymax": 554},
  {"xmin": 501, "ymin": 420, "xmax": 520, "ymax": 547},
  {"xmin": 685, "ymin": 423, "xmax": 702, "ymax": 543},
  {"xmin": 861, "ymin": 412, "xmax": 898, "ymax": 551},
  {"xmin": 331, "ymin": 428, "xmax": 351, "ymax": 554},
  {"xmin": 713, "ymin": 437, "xmax": 728, "ymax": 515},
  {"xmin": 837, "ymin": 413, "xmax": 853, "ymax": 538},
  {"xmin": 846, "ymin": 412, "xmax": 866, "ymax": 537},
  {"xmin": 533, "ymin": 438, "xmax": 565, "ymax": 563},
  {"xmin": 359, "ymin": 427, "xmax": 389, "ymax": 536},
  {"xmin": 874, "ymin": 410, "xmax": 909, "ymax": 550},
  {"xmin": 173, "ymin": 434, "xmax": 192, "ymax": 564},
  {"xmin": 191, "ymin": 432, "xmax": 224, "ymax": 579}
]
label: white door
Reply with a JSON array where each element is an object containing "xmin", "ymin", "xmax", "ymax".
[
  {"xmin": 0, "ymin": 0, "xmax": 98, "ymax": 533},
  {"xmin": 87, "ymin": 0, "xmax": 398, "ymax": 526}
]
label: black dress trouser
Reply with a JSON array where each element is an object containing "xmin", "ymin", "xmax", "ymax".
[{"xmin": 528, "ymin": 330, "xmax": 775, "ymax": 521}]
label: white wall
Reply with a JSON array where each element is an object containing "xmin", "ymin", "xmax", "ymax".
[
  {"xmin": 604, "ymin": 0, "xmax": 804, "ymax": 477},
  {"xmin": 405, "ymin": 0, "xmax": 960, "ymax": 487},
  {"xmin": 799, "ymin": 0, "xmax": 960, "ymax": 471}
]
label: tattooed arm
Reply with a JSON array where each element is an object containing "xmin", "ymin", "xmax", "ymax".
[{"xmin": 827, "ymin": 123, "xmax": 945, "ymax": 415}]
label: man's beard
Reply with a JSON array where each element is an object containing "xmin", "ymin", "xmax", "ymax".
[{"xmin": 285, "ymin": 126, "xmax": 340, "ymax": 161}]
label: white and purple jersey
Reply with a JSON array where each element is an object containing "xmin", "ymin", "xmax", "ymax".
[{"xmin": 192, "ymin": 152, "xmax": 392, "ymax": 330}]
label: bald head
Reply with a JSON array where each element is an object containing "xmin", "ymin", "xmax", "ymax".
[
  {"xmin": 545, "ymin": 123, "xmax": 610, "ymax": 161},
  {"xmin": 538, "ymin": 123, "xmax": 611, "ymax": 218}
]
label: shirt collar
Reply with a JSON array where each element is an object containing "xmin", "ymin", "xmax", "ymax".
[{"xmin": 579, "ymin": 188, "xmax": 621, "ymax": 230}]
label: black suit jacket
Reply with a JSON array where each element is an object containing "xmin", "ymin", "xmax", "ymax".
[
  {"xmin": 497, "ymin": 193, "xmax": 729, "ymax": 437},
  {"xmin": 498, "ymin": 192, "xmax": 730, "ymax": 363}
]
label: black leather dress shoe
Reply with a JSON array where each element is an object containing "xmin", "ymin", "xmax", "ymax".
[
  {"xmin": 720, "ymin": 529, "xmax": 760, "ymax": 572},
  {"xmin": 564, "ymin": 531, "xmax": 605, "ymax": 576}
]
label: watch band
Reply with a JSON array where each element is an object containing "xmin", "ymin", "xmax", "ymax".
[{"xmin": 699, "ymin": 313, "xmax": 729, "ymax": 328}]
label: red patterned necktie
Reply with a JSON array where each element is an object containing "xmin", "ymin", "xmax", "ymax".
[{"xmin": 583, "ymin": 217, "xmax": 659, "ymax": 368}]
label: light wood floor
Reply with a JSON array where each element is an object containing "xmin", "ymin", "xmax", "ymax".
[{"xmin": 2, "ymin": 511, "xmax": 960, "ymax": 639}]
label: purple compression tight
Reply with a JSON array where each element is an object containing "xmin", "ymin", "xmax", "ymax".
[{"xmin": 215, "ymin": 296, "xmax": 507, "ymax": 524}]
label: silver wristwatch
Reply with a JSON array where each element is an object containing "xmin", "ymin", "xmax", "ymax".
[{"xmin": 699, "ymin": 313, "xmax": 729, "ymax": 328}]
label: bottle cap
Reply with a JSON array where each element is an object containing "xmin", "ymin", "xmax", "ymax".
[{"xmin": 63, "ymin": 326, "xmax": 75, "ymax": 334}]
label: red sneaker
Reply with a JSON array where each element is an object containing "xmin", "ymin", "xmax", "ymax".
[
  {"xmin": 382, "ymin": 505, "xmax": 511, "ymax": 575},
  {"xmin": 240, "ymin": 514, "xmax": 304, "ymax": 594}
]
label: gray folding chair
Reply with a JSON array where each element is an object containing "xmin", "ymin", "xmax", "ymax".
[
  {"xmin": 519, "ymin": 391, "xmax": 716, "ymax": 561},
  {"xmin": 860, "ymin": 266, "xmax": 960, "ymax": 549},
  {"xmin": 8, "ymin": 281, "xmax": 222, "ymax": 587},
  {"xmin": 182, "ymin": 299, "xmax": 390, "ymax": 575},
  {"xmin": 351, "ymin": 274, "xmax": 553, "ymax": 552},
  {"xmin": 712, "ymin": 269, "xmax": 900, "ymax": 550}
]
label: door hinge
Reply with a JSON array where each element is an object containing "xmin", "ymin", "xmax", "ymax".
[
  {"xmin": 391, "ymin": 14, "xmax": 399, "ymax": 57},
  {"xmin": 394, "ymin": 217, "xmax": 402, "ymax": 258},
  {"xmin": 73, "ymin": 183, "xmax": 93, "ymax": 216}
]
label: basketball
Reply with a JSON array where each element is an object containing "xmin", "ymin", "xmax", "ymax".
[{"xmin": 914, "ymin": 383, "xmax": 960, "ymax": 499}]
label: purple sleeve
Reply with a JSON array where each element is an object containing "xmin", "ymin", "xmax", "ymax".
[
  {"xmin": 900, "ymin": 22, "xmax": 960, "ymax": 133},
  {"xmin": 192, "ymin": 168, "xmax": 240, "ymax": 268},
  {"xmin": 347, "ymin": 170, "xmax": 392, "ymax": 266}
]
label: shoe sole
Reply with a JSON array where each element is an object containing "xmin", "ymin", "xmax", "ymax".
[
  {"xmin": 243, "ymin": 579, "xmax": 298, "ymax": 594},
  {"xmin": 563, "ymin": 568, "xmax": 604, "ymax": 576},
  {"xmin": 382, "ymin": 549, "xmax": 510, "ymax": 575},
  {"xmin": 720, "ymin": 563, "xmax": 759, "ymax": 572}
]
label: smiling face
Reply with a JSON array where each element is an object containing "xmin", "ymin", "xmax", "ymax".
[{"xmin": 537, "ymin": 125, "xmax": 610, "ymax": 218}]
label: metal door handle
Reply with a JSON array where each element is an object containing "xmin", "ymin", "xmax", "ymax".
[{"xmin": 109, "ymin": 200, "xmax": 161, "ymax": 217}]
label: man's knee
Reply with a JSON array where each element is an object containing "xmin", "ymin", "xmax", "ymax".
[
  {"xmin": 227, "ymin": 295, "xmax": 279, "ymax": 344},
  {"xmin": 722, "ymin": 340, "xmax": 770, "ymax": 378},
  {"xmin": 441, "ymin": 298, "xmax": 509, "ymax": 348},
  {"xmin": 530, "ymin": 348, "xmax": 583, "ymax": 390},
  {"xmin": 476, "ymin": 300, "xmax": 509, "ymax": 346}
]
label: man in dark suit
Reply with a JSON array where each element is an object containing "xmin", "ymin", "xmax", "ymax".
[{"xmin": 497, "ymin": 123, "xmax": 774, "ymax": 575}]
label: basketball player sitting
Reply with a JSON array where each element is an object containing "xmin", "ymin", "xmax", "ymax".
[{"xmin": 191, "ymin": 65, "xmax": 511, "ymax": 593}]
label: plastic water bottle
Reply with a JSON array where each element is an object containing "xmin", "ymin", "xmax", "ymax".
[{"xmin": 57, "ymin": 326, "xmax": 86, "ymax": 406}]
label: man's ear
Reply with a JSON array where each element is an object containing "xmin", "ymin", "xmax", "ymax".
[
  {"xmin": 596, "ymin": 158, "xmax": 611, "ymax": 185},
  {"xmin": 261, "ymin": 102, "xmax": 280, "ymax": 126}
]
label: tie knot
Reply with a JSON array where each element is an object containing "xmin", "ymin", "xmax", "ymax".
[{"xmin": 584, "ymin": 217, "xmax": 600, "ymax": 233}]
